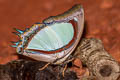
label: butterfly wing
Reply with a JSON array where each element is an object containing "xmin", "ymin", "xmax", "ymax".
[{"xmin": 12, "ymin": 4, "xmax": 84, "ymax": 64}]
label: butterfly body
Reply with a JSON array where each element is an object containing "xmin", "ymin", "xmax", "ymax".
[{"xmin": 12, "ymin": 4, "xmax": 84, "ymax": 64}]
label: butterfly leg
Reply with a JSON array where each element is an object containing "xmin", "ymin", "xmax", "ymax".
[
  {"xmin": 63, "ymin": 55, "xmax": 75, "ymax": 64},
  {"xmin": 39, "ymin": 63, "xmax": 50, "ymax": 70},
  {"xmin": 61, "ymin": 55, "xmax": 75, "ymax": 77},
  {"xmin": 62, "ymin": 64, "xmax": 67, "ymax": 77}
]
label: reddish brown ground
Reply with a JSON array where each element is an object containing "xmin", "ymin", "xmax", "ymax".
[{"xmin": 0, "ymin": 0, "xmax": 120, "ymax": 77}]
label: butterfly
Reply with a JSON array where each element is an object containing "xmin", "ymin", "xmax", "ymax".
[{"xmin": 12, "ymin": 4, "xmax": 84, "ymax": 64}]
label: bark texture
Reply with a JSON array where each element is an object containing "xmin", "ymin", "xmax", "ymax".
[
  {"xmin": 75, "ymin": 38, "xmax": 120, "ymax": 80},
  {"xmin": 0, "ymin": 60, "xmax": 78, "ymax": 80}
]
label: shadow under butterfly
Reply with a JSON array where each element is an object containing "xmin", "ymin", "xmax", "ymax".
[{"xmin": 12, "ymin": 4, "xmax": 84, "ymax": 64}]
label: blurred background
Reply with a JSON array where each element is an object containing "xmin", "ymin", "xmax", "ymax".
[{"xmin": 0, "ymin": 0, "xmax": 120, "ymax": 67}]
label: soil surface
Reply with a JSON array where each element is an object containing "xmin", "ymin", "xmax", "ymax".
[{"xmin": 0, "ymin": 0, "xmax": 120, "ymax": 77}]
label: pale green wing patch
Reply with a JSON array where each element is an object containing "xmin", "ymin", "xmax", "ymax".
[{"xmin": 26, "ymin": 23, "xmax": 74, "ymax": 51}]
